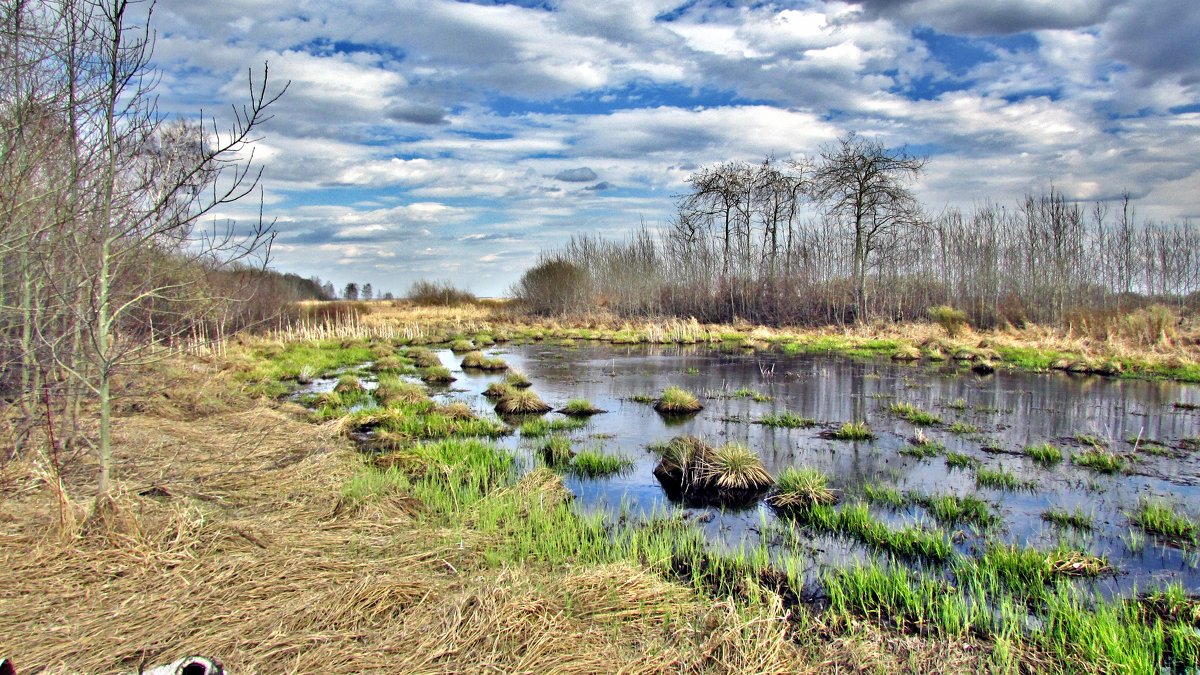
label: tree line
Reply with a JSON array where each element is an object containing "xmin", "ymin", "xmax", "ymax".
[
  {"xmin": 514, "ymin": 134, "xmax": 1198, "ymax": 328},
  {"xmin": 0, "ymin": 0, "xmax": 291, "ymax": 492}
]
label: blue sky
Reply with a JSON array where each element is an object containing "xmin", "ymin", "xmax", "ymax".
[{"xmin": 152, "ymin": 0, "xmax": 1200, "ymax": 297}]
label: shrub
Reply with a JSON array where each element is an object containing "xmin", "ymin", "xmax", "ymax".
[
  {"xmin": 406, "ymin": 279, "xmax": 477, "ymax": 306},
  {"xmin": 929, "ymin": 305, "xmax": 969, "ymax": 338},
  {"xmin": 510, "ymin": 257, "xmax": 593, "ymax": 316}
]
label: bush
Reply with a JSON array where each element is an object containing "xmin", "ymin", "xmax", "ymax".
[
  {"xmin": 510, "ymin": 257, "xmax": 593, "ymax": 316},
  {"xmin": 406, "ymin": 279, "xmax": 477, "ymax": 306},
  {"xmin": 928, "ymin": 305, "xmax": 969, "ymax": 338}
]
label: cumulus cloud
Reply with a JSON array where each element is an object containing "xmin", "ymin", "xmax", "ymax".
[
  {"xmin": 553, "ymin": 167, "xmax": 599, "ymax": 182},
  {"xmin": 849, "ymin": 0, "xmax": 1119, "ymax": 35}
]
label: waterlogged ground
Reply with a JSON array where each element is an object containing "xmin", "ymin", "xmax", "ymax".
[{"xmin": 302, "ymin": 342, "xmax": 1200, "ymax": 598}]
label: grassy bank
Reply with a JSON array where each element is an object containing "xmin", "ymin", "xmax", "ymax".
[{"xmin": 311, "ymin": 301, "xmax": 1200, "ymax": 383}]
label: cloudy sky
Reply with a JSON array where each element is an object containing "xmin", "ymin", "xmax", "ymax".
[{"xmin": 151, "ymin": 0, "xmax": 1200, "ymax": 297}]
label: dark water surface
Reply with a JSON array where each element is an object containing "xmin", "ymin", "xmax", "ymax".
[{"xmin": 420, "ymin": 343, "xmax": 1200, "ymax": 595}]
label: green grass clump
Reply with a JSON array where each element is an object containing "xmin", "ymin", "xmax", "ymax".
[
  {"xmin": 769, "ymin": 467, "xmax": 836, "ymax": 509},
  {"xmin": 449, "ymin": 339, "xmax": 475, "ymax": 353},
  {"xmin": 862, "ymin": 483, "xmax": 907, "ymax": 509},
  {"xmin": 654, "ymin": 386, "xmax": 703, "ymax": 414},
  {"xmin": 947, "ymin": 421, "xmax": 980, "ymax": 435},
  {"xmin": 975, "ymin": 466, "xmax": 1034, "ymax": 491},
  {"xmin": 698, "ymin": 443, "xmax": 773, "ymax": 491},
  {"xmin": 538, "ymin": 435, "xmax": 574, "ymax": 468},
  {"xmin": 495, "ymin": 389, "xmax": 552, "ymax": 415},
  {"xmin": 832, "ymin": 421, "xmax": 875, "ymax": 441},
  {"xmin": 826, "ymin": 564, "xmax": 979, "ymax": 635},
  {"xmin": 406, "ymin": 347, "xmax": 442, "ymax": 369},
  {"xmin": 518, "ymin": 417, "xmax": 587, "ymax": 437},
  {"xmin": 333, "ymin": 374, "xmax": 365, "ymax": 394},
  {"xmin": 460, "ymin": 350, "xmax": 508, "ymax": 371},
  {"xmin": 352, "ymin": 402, "xmax": 508, "ymax": 442},
  {"xmin": 755, "ymin": 412, "xmax": 817, "ymax": 428},
  {"xmin": 832, "ymin": 502, "xmax": 952, "ymax": 560},
  {"xmin": 483, "ymin": 381, "xmax": 515, "ymax": 400},
  {"xmin": 889, "ymin": 402, "xmax": 941, "ymax": 426},
  {"xmin": 1023, "ymin": 442, "xmax": 1064, "ymax": 466},
  {"xmin": 947, "ymin": 398, "xmax": 968, "ymax": 410},
  {"xmin": 1072, "ymin": 448, "xmax": 1126, "ymax": 474},
  {"xmin": 628, "ymin": 393, "xmax": 656, "ymax": 404},
  {"xmin": 920, "ymin": 493, "xmax": 997, "ymax": 529},
  {"xmin": 900, "ymin": 438, "xmax": 944, "ymax": 459},
  {"xmin": 1041, "ymin": 507, "xmax": 1094, "ymax": 531},
  {"xmin": 1131, "ymin": 498, "xmax": 1199, "ymax": 545},
  {"xmin": 503, "ymin": 371, "xmax": 532, "ymax": 388},
  {"xmin": 1074, "ymin": 433, "xmax": 1108, "ymax": 448},
  {"xmin": 374, "ymin": 375, "xmax": 429, "ymax": 406},
  {"xmin": 569, "ymin": 450, "xmax": 634, "ymax": 477},
  {"xmin": 420, "ymin": 366, "xmax": 455, "ymax": 383},
  {"xmin": 652, "ymin": 436, "xmax": 772, "ymax": 504},
  {"xmin": 945, "ymin": 452, "xmax": 981, "ymax": 470},
  {"xmin": 558, "ymin": 398, "xmax": 606, "ymax": 416},
  {"xmin": 730, "ymin": 387, "xmax": 773, "ymax": 402}
]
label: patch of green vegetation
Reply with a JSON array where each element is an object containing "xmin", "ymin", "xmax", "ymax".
[
  {"xmin": 1131, "ymin": 498, "xmax": 1199, "ymax": 546},
  {"xmin": 241, "ymin": 340, "xmax": 377, "ymax": 392},
  {"xmin": 654, "ymin": 385, "xmax": 703, "ymax": 414},
  {"xmin": 994, "ymin": 345, "xmax": 1067, "ymax": 371},
  {"xmin": 569, "ymin": 449, "xmax": 634, "ymax": 477},
  {"xmin": 538, "ymin": 435, "xmax": 574, "ymax": 468},
  {"xmin": 448, "ymin": 339, "xmax": 475, "ymax": 352},
  {"xmin": 1074, "ymin": 433, "xmax": 1108, "ymax": 448},
  {"xmin": 947, "ymin": 421, "xmax": 980, "ymax": 435},
  {"xmin": 1041, "ymin": 507, "xmax": 1094, "ymax": 531},
  {"xmin": 788, "ymin": 501, "xmax": 952, "ymax": 561},
  {"xmin": 559, "ymin": 398, "xmax": 605, "ymax": 416},
  {"xmin": 347, "ymin": 402, "xmax": 508, "ymax": 442},
  {"xmin": 832, "ymin": 421, "xmax": 875, "ymax": 441},
  {"xmin": 683, "ymin": 366, "xmax": 700, "ymax": 375},
  {"xmin": 730, "ymin": 387, "xmax": 773, "ymax": 402},
  {"xmin": 755, "ymin": 412, "xmax": 817, "ymax": 428},
  {"xmin": 945, "ymin": 452, "xmax": 981, "ymax": 470},
  {"xmin": 406, "ymin": 347, "xmax": 442, "ymax": 369},
  {"xmin": 900, "ymin": 438, "xmax": 944, "ymax": 459},
  {"xmin": 947, "ymin": 398, "xmax": 968, "ymax": 410},
  {"xmin": 420, "ymin": 366, "xmax": 455, "ymax": 383},
  {"xmin": 1023, "ymin": 442, "xmax": 1064, "ymax": 466},
  {"xmin": 519, "ymin": 417, "xmax": 587, "ymax": 437},
  {"xmin": 495, "ymin": 389, "xmax": 552, "ymax": 415},
  {"xmin": 1072, "ymin": 448, "xmax": 1126, "ymax": 474},
  {"xmin": 628, "ymin": 393, "xmax": 656, "ymax": 404},
  {"xmin": 975, "ymin": 466, "xmax": 1035, "ymax": 491},
  {"xmin": 374, "ymin": 375, "xmax": 429, "ymax": 406},
  {"xmin": 1136, "ymin": 442, "xmax": 1174, "ymax": 457},
  {"xmin": 919, "ymin": 493, "xmax": 998, "ymax": 529},
  {"xmin": 769, "ymin": 467, "xmax": 836, "ymax": 509},
  {"xmin": 889, "ymin": 401, "xmax": 941, "ymax": 426},
  {"xmin": 862, "ymin": 483, "xmax": 907, "ymax": 509},
  {"xmin": 460, "ymin": 350, "xmax": 508, "ymax": 370},
  {"xmin": 503, "ymin": 371, "xmax": 532, "ymax": 388}
]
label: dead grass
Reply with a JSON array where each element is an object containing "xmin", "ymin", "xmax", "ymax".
[{"xmin": 0, "ymin": 350, "xmax": 1000, "ymax": 674}]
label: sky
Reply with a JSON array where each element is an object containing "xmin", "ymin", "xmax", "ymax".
[{"xmin": 150, "ymin": 0, "xmax": 1200, "ymax": 297}]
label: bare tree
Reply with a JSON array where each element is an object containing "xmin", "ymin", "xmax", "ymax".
[{"xmin": 809, "ymin": 132, "xmax": 926, "ymax": 319}]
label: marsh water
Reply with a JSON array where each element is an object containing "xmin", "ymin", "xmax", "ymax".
[{"xmin": 313, "ymin": 342, "xmax": 1200, "ymax": 596}]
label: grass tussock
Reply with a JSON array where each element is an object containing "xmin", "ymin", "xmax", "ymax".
[
  {"xmin": 1072, "ymin": 447, "xmax": 1126, "ymax": 474},
  {"xmin": 420, "ymin": 365, "xmax": 456, "ymax": 384},
  {"xmin": 975, "ymin": 466, "xmax": 1035, "ymax": 491},
  {"xmin": 651, "ymin": 436, "xmax": 772, "ymax": 506},
  {"xmin": 831, "ymin": 421, "xmax": 876, "ymax": 441},
  {"xmin": 1041, "ymin": 507, "xmax": 1095, "ymax": 531},
  {"xmin": 482, "ymin": 381, "xmax": 515, "ymax": 400},
  {"xmin": 449, "ymin": 339, "xmax": 475, "ymax": 353},
  {"xmin": 374, "ymin": 375, "xmax": 430, "ymax": 406},
  {"xmin": 1023, "ymin": 442, "xmax": 1064, "ymax": 466},
  {"xmin": 569, "ymin": 449, "xmax": 634, "ymax": 477},
  {"xmin": 503, "ymin": 371, "xmax": 532, "ymax": 388},
  {"xmin": 557, "ymin": 398, "xmax": 606, "ymax": 416},
  {"xmin": 494, "ymin": 388, "xmax": 552, "ymax": 415},
  {"xmin": 653, "ymin": 385, "xmax": 703, "ymax": 414},
  {"xmin": 889, "ymin": 402, "xmax": 941, "ymax": 426},
  {"xmin": 406, "ymin": 347, "xmax": 442, "ymax": 369},
  {"xmin": 768, "ymin": 466, "xmax": 836, "ymax": 510},
  {"xmin": 460, "ymin": 350, "xmax": 508, "ymax": 371},
  {"xmin": 755, "ymin": 411, "xmax": 817, "ymax": 428},
  {"xmin": 1131, "ymin": 498, "xmax": 1199, "ymax": 546}
]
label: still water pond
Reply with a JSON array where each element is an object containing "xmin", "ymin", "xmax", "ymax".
[{"xmin": 376, "ymin": 342, "xmax": 1200, "ymax": 595}]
